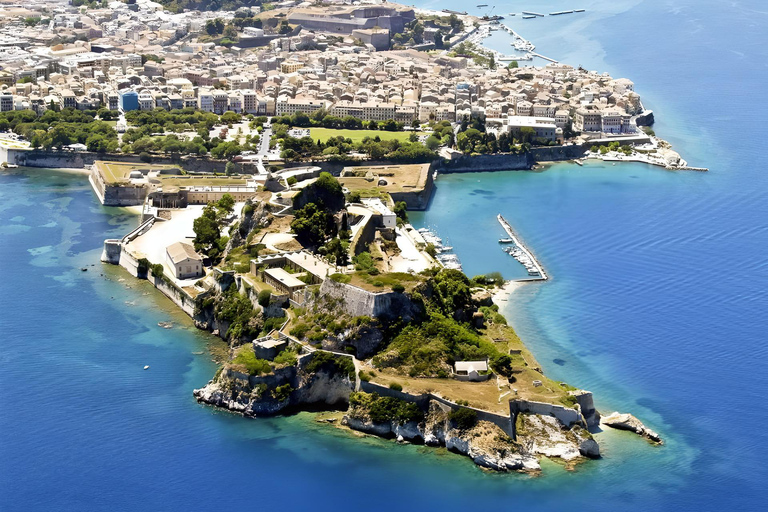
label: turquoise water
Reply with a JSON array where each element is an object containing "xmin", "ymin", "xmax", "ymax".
[{"xmin": 2, "ymin": 0, "xmax": 768, "ymax": 509}]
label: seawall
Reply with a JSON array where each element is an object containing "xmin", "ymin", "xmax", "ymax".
[{"xmin": 437, "ymin": 145, "xmax": 588, "ymax": 174}]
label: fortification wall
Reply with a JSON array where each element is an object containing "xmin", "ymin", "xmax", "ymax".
[
  {"xmin": 318, "ymin": 279, "xmax": 417, "ymax": 320},
  {"xmin": 359, "ymin": 381, "xmax": 515, "ymax": 437},
  {"xmin": 509, "ymin": 399, "xmax": 584, "ymax": 427}
]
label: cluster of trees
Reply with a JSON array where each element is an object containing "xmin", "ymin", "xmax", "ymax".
[
  {"xmin": 349, "ymin": 392, "xmax": 424, "ymax": 424},
  {"xmin": 72, "ymin": 0, "xmax": 106, "ymax": 7},
  {"xmin": 270, "ymin": 109, "xmax": 407, "ymax": 132},
  {"xmin": 0, "ymin": 108, "xmax": 119, "ymax": 152},
  {"xmin": 451, "ymin": 42, "xmax": 496, "ymax": 69},
  {"xmin": 371, "ymin": 268, "xmax": 517, "ymax": 378},
  {"xmin": 392, "ymin": 20, "xmax": 426, "ymax": 48},
  {"xmin": 124, "ymin": 108, "xmax": 226, "ymax": 135},
  {"xmin": 425, "ymin": 120, "xmax": 453, "ymax": 150},
  {"xmin": 159, "ymin": 0, "xmax": 265, "ymax": 13},
  {"xmin": 591, "ymin": 141, "xmax": 633, "ymax": 155},
  {"xmin": 290, "ymin": 173, "xmax": 351, "ymax": 264},
  {"xmin": 122, "ymin": 109, "xmax": 255, "ymax": 158},
  {"xmin": 278, "ymin": 133, "xmax": 436, "ymax": 163},
  {"xmin": 454, "ymin": 115, "xmax": 536, "ymax": 155},
  {"xmin": 192, "ymin": 194, "xmax": 236, "ymax": 261}
]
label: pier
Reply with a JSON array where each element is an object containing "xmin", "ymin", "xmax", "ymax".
[{"xmin": 497, "ymin": 214, "xmax": 548, "ymax": 281}]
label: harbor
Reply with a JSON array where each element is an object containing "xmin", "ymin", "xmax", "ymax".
[
  {"xmin": 417, "ymin": 227, "xmax": 463, "ymax": 271},
  {"xmin": 497, "ymin": 214, "xmax": 548, "ymax": 281}
]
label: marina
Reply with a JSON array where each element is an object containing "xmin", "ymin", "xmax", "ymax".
[
  {"xmin": 497, "ymin": 214, "xmax": 548, "ymax": 281},
  {"xmin": 417, "ymin": 227, "xmax": 463, "ymax": 271}
]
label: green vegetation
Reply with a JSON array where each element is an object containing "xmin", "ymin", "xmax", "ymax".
[
  {"xmin": 471, "ymin": 272, "xmax": 504, "ymax": 287},
  {"xmin": 450, "ymin": 42, "xmax": 496, "ymax": 69},
  {"xmin": 292, "ymin": 172, "xmax": 345, "ymax": 211},
  {"xmin": 449, "ymin": 408, "xmax": 478, "ymax": 430},
  {"xmin": 0, "ymin": 109, "xmax": 119, "ymax": 152},
  {"xmin": 590, "ymin": 141, "xmax": 633, "ymax": 156},
  {"xmin": 215, "ymin": 286, "xmax": 262, "ymax": 340},
  {"xmin": 257, "ymin": 290, "xmax": 271, "ymax": 308},
  {"xmin": 349, "ymin": 392, "xmax": 424, "ymax": 424},
  {"xmin": 304, "ymin": 351, "xmax": 356, "ymax": 379},
  {"xmin": 231, "ymin": 346, "xmax": 272, "ymax": 376},
  {"xmin": 388, "ymin": 382, "xmax": 403, "ymax": 391},
  {"xmin": 272, "ymin": 383, "xmax": 294, "ymax": 401},
  {"xmin": 455, "ymin": 115, "xmax": 534, "ymax": 155},
  {"xmin": 193, "ymin": 194, "xmax": 236, "ymax": 260},
  {"xmin": 150, "ymin": 263, "xmax": 164, "ymax": 278},
  {"xmin": 273, "ymin": 346, "xmax": 298, "ymax": 367},
  {"xmin": 290, "ymin": 202, "xmax": 337, "ymax": 247},
  {"xmin": 309, "ymin": 128, "xmax": 412, "ymax": 144}
]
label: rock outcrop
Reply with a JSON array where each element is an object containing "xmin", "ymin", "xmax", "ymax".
[
  {"xmin": 194, "ymin": 353, "xmax": 355, "ymax": 416},
  {"xmin": 343, "ymin": 401, "xmax": 599, "ymax": 472},
  {"xmin": 601, "ymin": 412, "xmax": 662, "ymax": 444}
]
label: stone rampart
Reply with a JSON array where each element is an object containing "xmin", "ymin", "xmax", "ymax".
[
  {"xmin": 318, "ymin": 279, "xmax": 420, "ymax": 320},
  {"xmin": 359, "ymin": 381, "xmax": 515, "ymax": 437},
  {"xmin": 509, "ymin": 399, "xmax": 584, "ymax": 427}
]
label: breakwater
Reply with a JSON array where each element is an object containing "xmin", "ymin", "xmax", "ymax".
[{"xmin": 497, "ymin": 214, "xmax": 548, "ymax": 281}]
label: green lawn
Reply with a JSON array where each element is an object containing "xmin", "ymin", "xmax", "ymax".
[{"xmin": 309, "ymin": 128, "xmax": 413, "ymax": 144}]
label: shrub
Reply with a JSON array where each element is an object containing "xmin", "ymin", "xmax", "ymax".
[
  {"xmin": 358, "ymin": 371, "xmax": 371, "ymax": 382},
  {"xmin": 287, "ymin": 176, "xmax": 297, "ymax": 186},
  {"xmin": 449, "ymin": 408, "xmax": 478, "ymax": 430},
  {"xmin": 257, "ymin": 290, "xmax": 271, "ymax": 308},
  {"xmin": 272, "ymin": 383, "xmax": 293, "ymax": 401},
  {"xmin": 305, "ymin": 351, "xmax": 355, "ymax": 379},
  {"xmin": 137, "ymin": 257, "xmax": 150, "ymax": 275},
  {"xmin": 389, "ymin": 382, "xmax": 403, "ymax": 391},
  {"xmin": 231, "ymin": 348, "xmax": 272, "ymax": 376},
  {"xmin": 391, "ymin": 283, "xmax": 405, "ymax": 293},
  {"xmin": 290, "ymin": 322, "xmax": 310, "ymax": 339},
  {"xmin": 349, "ymin": 392, "xmax": 423, "ymax": 424},
  {"xmin": 262, "ymin": 315, "xmax": 286, "ymax": 334},
  {"xmin": 150, "ymin": 263, "xmax": 164, "ymax": 278},
  {"xmin": 274, "ymin": 348, "xmax": 298, "ymax": 367}
]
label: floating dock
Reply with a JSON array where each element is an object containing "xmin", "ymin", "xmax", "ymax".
[
  {"xmin": 497, "ymin": 214, "xmax": 548, "ymax": 281},
  {"xmin": 550, "ymin": 10, "xmax": 574, "ymax": 15},
  {"xmin": 522, "ymin": 11, "xmax": 545, "ymax": 17}
]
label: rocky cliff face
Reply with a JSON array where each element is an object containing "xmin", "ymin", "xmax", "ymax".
[
  {"xmin": 194, "ymin": 355, "xmax": 354, "ymax": 416},
  {"xmin": 343, "ymin": 401, "xmax": 599, "ymax": 472},
  {"xmin": 227, "ymin": 200, "xmax": 272, "ymax": 252}
]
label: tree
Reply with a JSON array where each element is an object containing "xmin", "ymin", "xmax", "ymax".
[
  {"xmin": 291, "ymin": 202, "xmax": 336, "ymax": 246},
  {"xmin": 206, "ymin": 18, "xmax": 224, "ymax": 36},
  {"xmin": 292, "ymin": 172, "xmax": 345, "ymax": 211},
  {"xmin": 225, "ymin": 161, "xmax": 235, "ymax": 175},
  {"xmin": 324, "ymin": 237, "xmax": 349, "ymax": 266},
  {"xmin": 434, "ymin": 31, "xmax": 443, "ymax": 49},
  {"xmin": 257, "ymin": 290, "xmax": 271, "ymax": 308},
  {"xmin": 193, "ymin": 204, "xmax": 221, "ymax": 256},
  {"xmin": 507, "ymin": 61, "xmax": 519, "ymax": 69},
  {"xmin": 216, "ymin": 194, "xmax": 235, "ymax": 218},
  {"xmin": 425, "ymin": 135, "xmax": 441, "ymax": 151},
  {"xmin": 393, "ymin": 201, "xmax": 408, "ymax": 222},
  {"xmin": 139, "ymin": 151, "xmax": 152, "ymax": 163}
]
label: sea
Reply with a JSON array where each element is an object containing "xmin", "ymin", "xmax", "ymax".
[{"xmin": 1, "ymin": 0, "xmax": 767, "ymax": 509}]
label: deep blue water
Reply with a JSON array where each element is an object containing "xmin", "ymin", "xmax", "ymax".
[{"xmin": 2, "ymin": 0, "xmax": 768, "ymax": 509}]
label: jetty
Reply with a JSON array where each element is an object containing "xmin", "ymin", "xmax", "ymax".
[{"xmin": 497, "ymin": 214, "xmax": 548, "ymax": 281}]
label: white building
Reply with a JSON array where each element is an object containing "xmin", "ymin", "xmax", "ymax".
[{"xmin": 165, "ymin": 242, "xmax": 204, "ymax": 280}]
